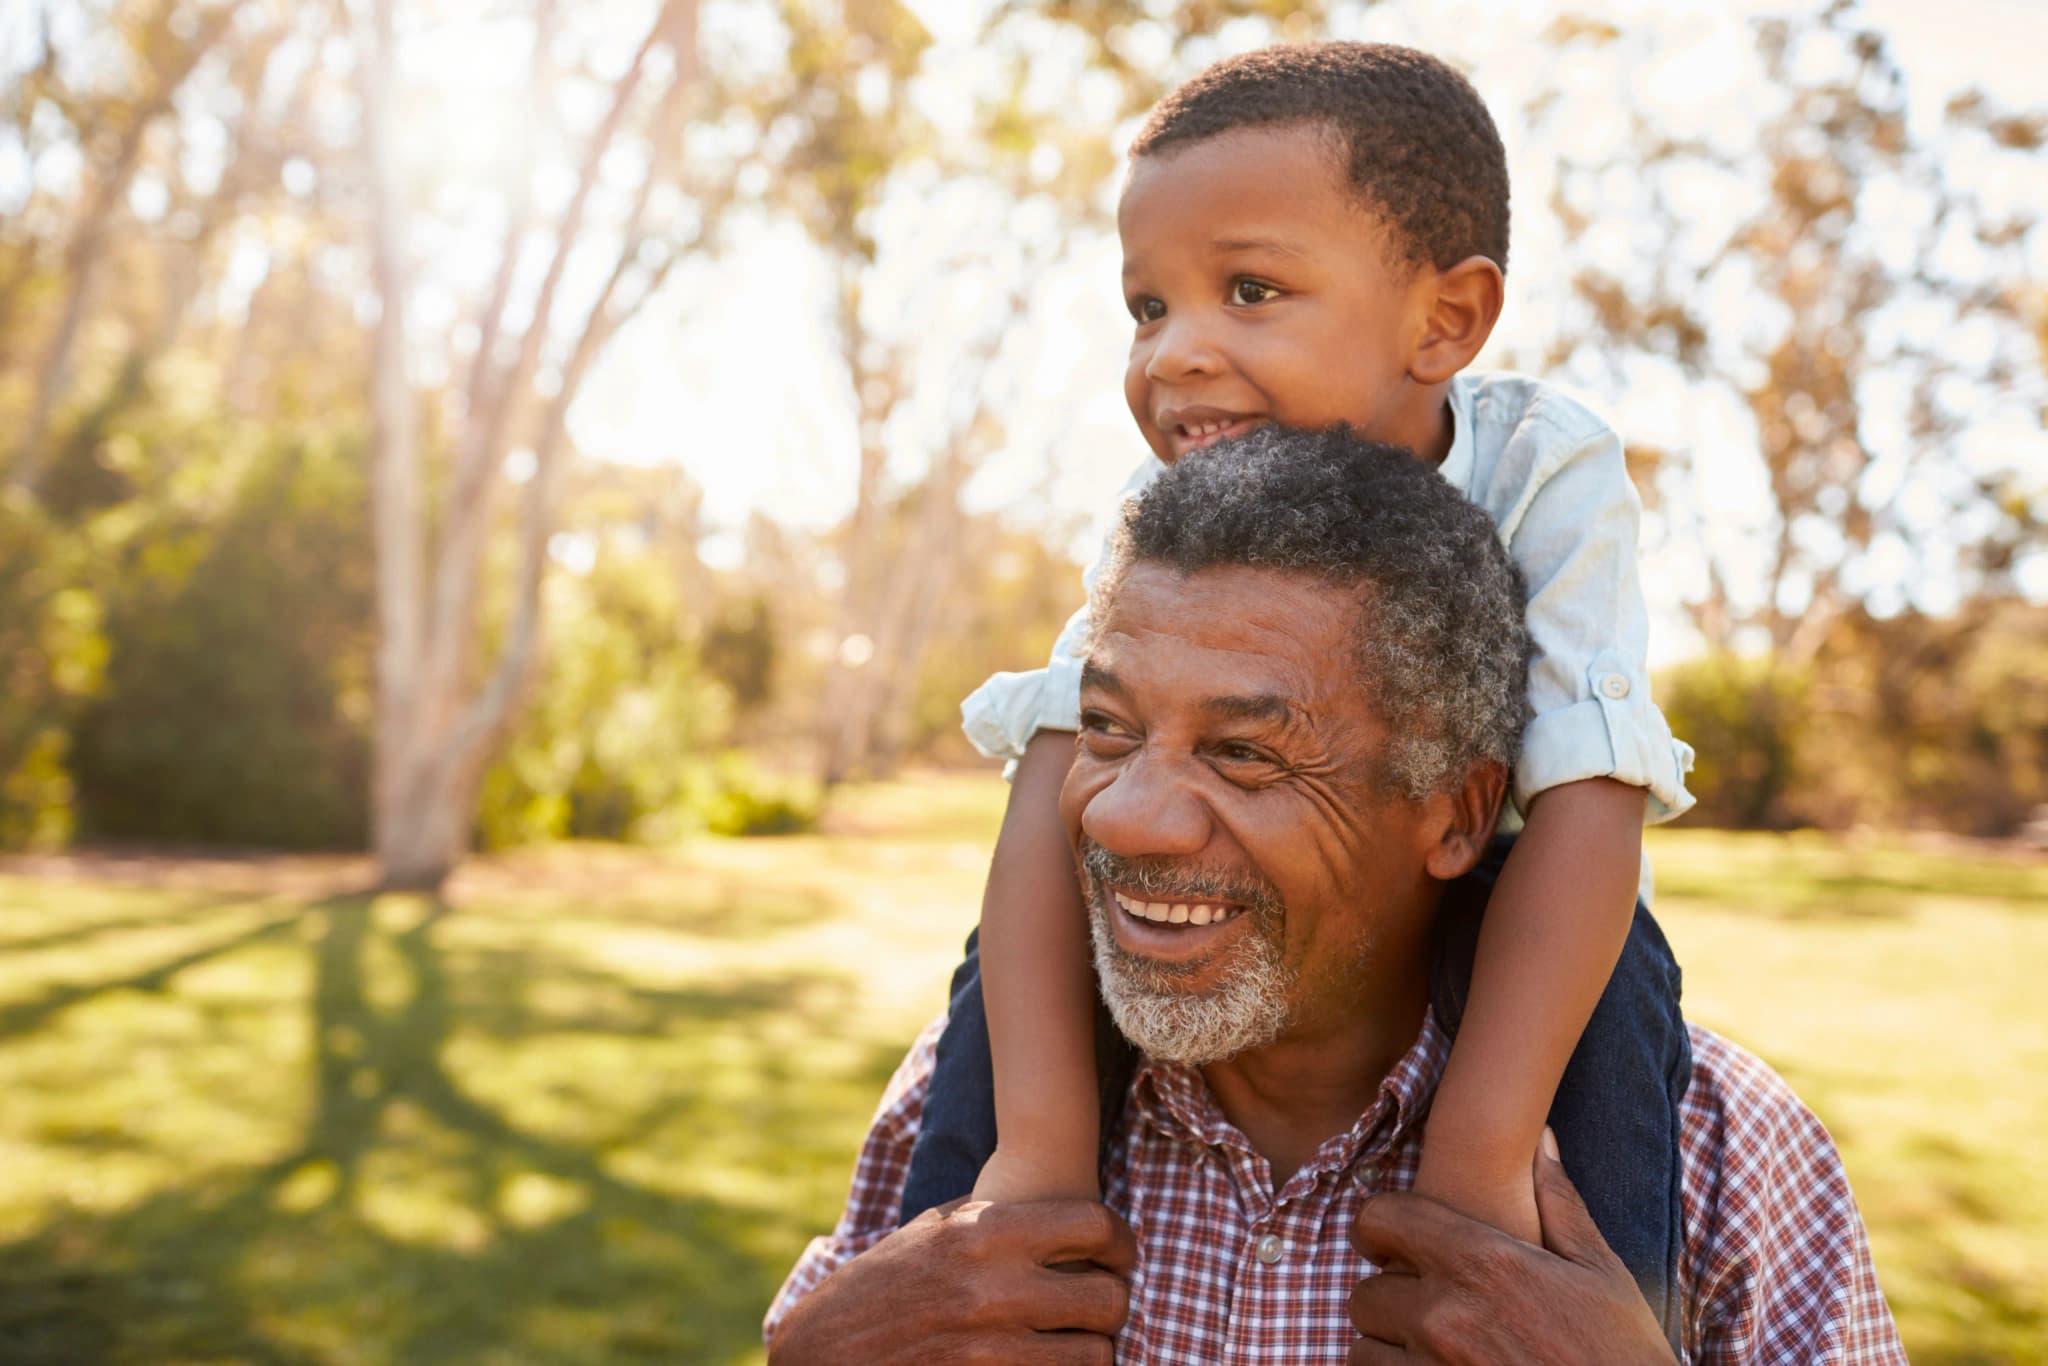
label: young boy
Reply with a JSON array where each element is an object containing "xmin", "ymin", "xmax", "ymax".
[{"xmin": 903, "ymin": 40, "xmax": 1696, "ymax": 1338}]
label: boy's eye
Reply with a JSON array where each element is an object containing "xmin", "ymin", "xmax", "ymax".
[
  {"xmin": 1231, "ymin": 278, "xmax": 1279, "ymax": 305},
  {"xmin": 1129, "ymin": 296, "xmax": 1165, "ymax": 324}
]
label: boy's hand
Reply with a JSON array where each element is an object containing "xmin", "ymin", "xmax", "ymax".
[
  {"xmin": 974, "ymin": 1142, "xmax": 1103, "ymax": 1205},
  {"xmin": 1406, "ymin": 1147, "xmax": 1541, "ymax": 1248}
]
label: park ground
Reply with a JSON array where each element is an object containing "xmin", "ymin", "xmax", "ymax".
[{"xmin": 0, "ymin": 773, "xmax": 2043, "ymax": 1364}]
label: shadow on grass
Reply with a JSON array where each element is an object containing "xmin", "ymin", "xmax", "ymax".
[
  {"xmin": 1652, "ymin": 835, "xmax": 2048, "ymax": 925},
  {"xmin": 0, "ymin": 889, "xmax": 901, "ymax": 1365},
  {"xmin": 0, "ymin": 909, "xmax": 303, "ymax": 1036}
]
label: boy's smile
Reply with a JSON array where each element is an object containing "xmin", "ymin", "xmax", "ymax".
[{"xmin": 1119, "ymin": 124, "xmax": 1452, "ymax": 466}]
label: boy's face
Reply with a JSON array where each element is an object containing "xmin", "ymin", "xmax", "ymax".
[{"xmin": 1119, "ymin": 124, "xmax": 1438, "ymax": 465}]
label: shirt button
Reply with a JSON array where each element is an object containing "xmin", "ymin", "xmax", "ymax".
[
  {"xmin": 1598, "ymin": 672, "xmax": 1632, "ymax": 700},
  {"xmin": 1353, "ymin": 1160, "xmax": 1384, "ymax": 1189},
  {"xmin": 1255, "ymin": 1234, "xmax": 1284, "ymax": 1265}
]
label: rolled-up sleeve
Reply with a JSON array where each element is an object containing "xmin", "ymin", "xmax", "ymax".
[
  {"xmin": 763, "ymin": 1019, "xmax": 942, "ymax": 1345},
  {"xmin": 1505, "ymin": 426, "xmax": 1695, "ymax": 822},
  {"xmin": 960, "ymin": 456, "xmax": 1165, "ymax": 765}
]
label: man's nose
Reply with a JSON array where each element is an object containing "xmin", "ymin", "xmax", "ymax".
[
  {"xmin": 1080, "ymin": 750, "xmax": 1213, "ymax": 860},
  {"xmin": 1143, "ymin": 312, "xmax": 1223, "ymax": 383}
]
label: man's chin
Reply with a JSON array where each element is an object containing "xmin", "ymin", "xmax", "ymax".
[{"xmin": 1088, "ymin": 899, "xmax": 1291, "ymax": 1066}]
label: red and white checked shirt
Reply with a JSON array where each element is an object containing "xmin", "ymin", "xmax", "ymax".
[{"xmin": 765, "ymin": 1014, "xmax": 1906, "ymax": 1364}]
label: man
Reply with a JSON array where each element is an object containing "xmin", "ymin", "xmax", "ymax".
[{"xmin": 765, "ymin": 428, "xmax": 1906, "ymax": 1363}]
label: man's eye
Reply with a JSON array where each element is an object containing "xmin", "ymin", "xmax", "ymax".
[
  {"xmin": 1129, "ymin": 296, "xmax": 1165, "ymax": 324},
  {"xmin": 1079, "ymin": 710, "xmax": 1137, "ymax": 749},
  {"xmin": 1215, "ymin": 741, "xmax": 1272, "ymax": 766},
  {"xmin": 1231, "ymin": 278, "xmax": 1278, "ymax": 305}
]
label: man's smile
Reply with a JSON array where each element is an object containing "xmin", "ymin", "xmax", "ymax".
[
  {"xmin": 1095, "ymin": 875, "xmax": 1260, "ymax": 968},
  {"xmin": 1111, "ymin": 887, "xmax": 1246, "ymax": 926}
]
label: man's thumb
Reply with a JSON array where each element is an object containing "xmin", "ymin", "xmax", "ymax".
[{"xmin": 1533, "ymin": 1128, "xmax": 1614, "ymax": 1268}]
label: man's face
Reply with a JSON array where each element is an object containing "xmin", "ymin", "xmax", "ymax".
[
  {"xmin": 1119, "ymin": 124, "xmax": 1431, "ymax": 466},
  {"xmin": 1059, "ymin": 562, "xmax": 1447, "ymax": 1064}
]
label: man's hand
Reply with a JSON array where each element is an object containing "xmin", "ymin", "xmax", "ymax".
[
  {"xmin": 1346, "ymin": 1132, "xmax": 1675, "ymax": 1365},
  {"xmin": 768, "ymin": 1197, "xmax": 1136, "ymax": 1365}
]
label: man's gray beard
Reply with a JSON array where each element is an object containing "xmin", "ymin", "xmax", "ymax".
[{"xmin": 1082, "ymin": 844, "xmax": 1295, "ymax": 1067}]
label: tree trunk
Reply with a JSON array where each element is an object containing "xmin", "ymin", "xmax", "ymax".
[
  {"xmin": 356, "ymin": 0, "xmax": 433, "ymax": 887},
  {"xmin": 356, "ymin": 0, "xmax": 699, "ymax": 892}
]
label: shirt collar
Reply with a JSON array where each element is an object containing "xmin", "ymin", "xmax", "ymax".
[
  {"xmin": 1434, "ymin": 378, "xmax": 1476, "ymax": 497},
  {"xmin": 1128, "ymin": 1011, "xmax": 1452, "ymax": 1172}
]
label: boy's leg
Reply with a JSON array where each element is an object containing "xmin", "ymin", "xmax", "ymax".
[
  {"xmin": 1431, "ymin": 842, "xmax": 1691, "ymax": 1350},
  {"xmin": 900, "ymin": 928, "xmax": 1140, "ymax": 1224},
  {"xmin": 900, "ymin": 928, "xmax": 1000, "ymax": 1222}
]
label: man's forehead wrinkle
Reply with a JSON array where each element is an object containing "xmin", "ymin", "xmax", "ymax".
[{"xmin": 1093, "ymin": 566, "xmax": 1373, "ymax": 730}]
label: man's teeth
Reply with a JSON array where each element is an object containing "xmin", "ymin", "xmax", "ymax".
[
  {"xmin": 1179, "ymin": 418, "xmax": 1236, "ymax": 439},
  {"xmin": 1112, "ymin": 889, "xmax": 1238, "ymax": 926}
]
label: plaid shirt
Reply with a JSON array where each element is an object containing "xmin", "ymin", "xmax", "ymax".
[{"xmin": 765, "ymin": 1014, "xmax": 1906, "ymax": 1364}]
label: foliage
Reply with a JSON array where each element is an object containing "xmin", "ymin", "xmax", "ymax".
[
  {"xmin": 1543, "ymin": 4, "xmax": 2046, "ymax": 657},
  {"xmin": 70, "ymin": 434, "xmax": 374, "ymax": 849},
  {"xmin": 477, "ymin": 544, "xmax": 762, "ymax": 848},
  {"xmin": 1658, "ymin": 653, "xmax": 1810, "ymax": 829},
  {"xmin": 1662, "ymin": 601, "xmax": 2048, "ymax": 835},
  {"xmin": 1800, "ymin": 603, "xmax": 2048, "ymax": 835},
  {"xmin": 0, "ymin": 494, "xmax": 105, "ymax": 849}
]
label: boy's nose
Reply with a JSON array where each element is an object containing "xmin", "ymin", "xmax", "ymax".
[
  {"xmin": 1143, "ymin": 314, "xmax": 1223, "ymax": 383},
  {"xmin": 1079, "ymin": 750, "xmax": 1213, "ymax": 861}
]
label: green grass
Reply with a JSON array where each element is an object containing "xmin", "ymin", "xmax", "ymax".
[{"xmin": 0, "ymin": 776, "xmax": 2042, "ymax": 1363}]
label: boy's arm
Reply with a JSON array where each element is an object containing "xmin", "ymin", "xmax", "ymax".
[
  {"xmin": 1416, "ymin": 410, "xmax": 1677, "ymax": 1238},
  {"xmin": 1414, "ymin": 777, "xmax": 1644, "ymax": 1241},
  {"xmin": 956, "ymin": 454, "xmax": 1164, "ymax": 1201},
  {"xmin": 973, "ymin": 728, "xmax": 1102, "ymax": 1200}
]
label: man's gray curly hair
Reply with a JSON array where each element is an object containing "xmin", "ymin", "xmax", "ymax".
[{"xmin": 1094, "ymin": 425, "xmax": 1531, "ymax": 797}]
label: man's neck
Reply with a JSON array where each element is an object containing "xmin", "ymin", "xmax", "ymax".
[{"xmin": 1198, "ymin": 985, "xmax": 1430, "ymax": 1186}]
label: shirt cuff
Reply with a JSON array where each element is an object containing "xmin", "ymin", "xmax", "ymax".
[
  {"xmin": 960, "ymin": 658, "xmax": 1084, "ymax": 765},
  {"xmin": 1515, "ymin": 650, "xmax": 1696, "ymax": 823}
]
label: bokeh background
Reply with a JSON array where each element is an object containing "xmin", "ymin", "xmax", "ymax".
[{"xmin": 2, "ymin": 0, "xmax": 2045, "ymax": 1362}]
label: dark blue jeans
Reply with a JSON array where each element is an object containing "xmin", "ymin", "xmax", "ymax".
[{"xmin": 900, "ymin": 838, "xmax": 1690, "ymax": 1346}]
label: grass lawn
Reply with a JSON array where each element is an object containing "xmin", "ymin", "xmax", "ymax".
[{"xmin": 1, "ymin": 773, "xmax": 2043, "ymax": 1364}]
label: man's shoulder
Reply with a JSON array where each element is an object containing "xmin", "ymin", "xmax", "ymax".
[
  {"xmin": 1674, "ymin": 1023, "xmax": 1907, "ymax": 1362},
  {"xmin": 1680, "ymin": 1022, "xmax": 1838, "ymax": 1160},
  {"xmin": 1456, "ymin": 369, "xmax": 1619, "ymax": 454}
]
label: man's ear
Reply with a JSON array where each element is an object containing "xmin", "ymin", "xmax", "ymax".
[
  {"xmin": 1422, "ymin": 760, "xmax": 1507, "ymax": 881},
  {"xmin": 1409, "ymin": 255, "xmax": 1505, "ymax": 387}
]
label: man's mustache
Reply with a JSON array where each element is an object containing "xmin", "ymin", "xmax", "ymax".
[{"xmin": 1079, "ymin": 839, "xmax": 1282, "ymax": 916}]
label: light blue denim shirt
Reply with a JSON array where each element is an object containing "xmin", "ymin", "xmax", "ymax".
[{"xmin": 961, "ymin": 371, "xmax": 1696, "ymax": 901}]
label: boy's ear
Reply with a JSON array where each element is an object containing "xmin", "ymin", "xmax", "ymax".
[{"xmin": 1409, "ymin": 255, "xmax": 1505, "ymax": 387}]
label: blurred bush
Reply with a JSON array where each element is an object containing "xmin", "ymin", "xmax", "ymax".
[
  {"xmin": 1658, "ymin": 654, "xmax": 1809, "ymax": 829},
  {"xmin": 70, "ymin": 435, "xmax": 374, "ymax": 848},
  {"xmin": 0, "ymin": 494, "xmax": 105, "ymax": 848},
  {"xmin": 1660, "ymin": 602, "xmax": 2048, "ymax": 835},
  {"xmin": 475, "ymin": 536, "xmax": 816, "ymax": 845}
]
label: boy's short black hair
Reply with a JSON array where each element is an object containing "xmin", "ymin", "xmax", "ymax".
[{"xmin": 1130, "ymin": 41, "xmax": 1510, "ymax": 275}]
